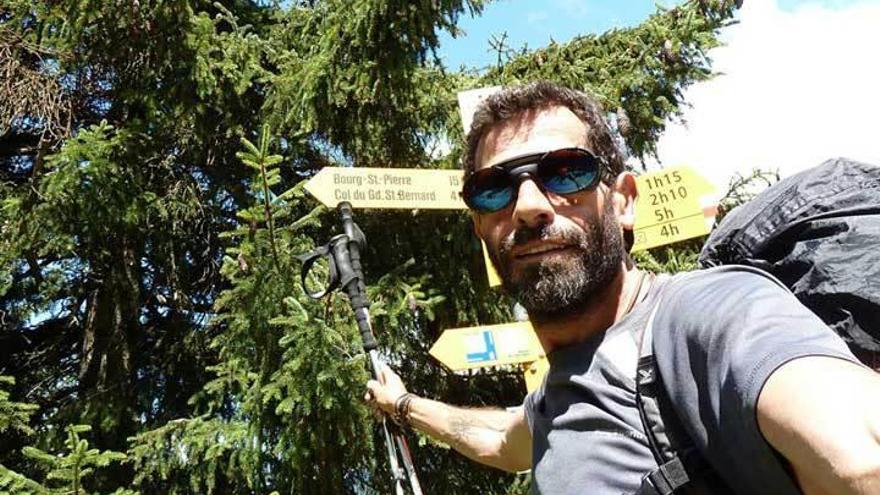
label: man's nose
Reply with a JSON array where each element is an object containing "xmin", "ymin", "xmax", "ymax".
[{"xmin": 512, "ymin": 178, "xmax": 555, "ymax": 228}]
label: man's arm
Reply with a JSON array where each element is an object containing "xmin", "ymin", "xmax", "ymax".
[
  {"xmin": 757, "ymin": 356, "xmax": 880, "ymax": 495},
  {"xmin": 365, "ymin": 364, "xmax": 532, "ymax": 473}
]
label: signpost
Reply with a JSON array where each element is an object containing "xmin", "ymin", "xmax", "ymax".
[
  {"xmin": 457, "ymin": 86, "xmax": 502, "ymax": 132},
  {"xmin": 429, "ymin": 321, "xmax": 544, "ymax": 371},
  {"xmin": 302, "ymin": 88, "xmax": 720, "ymax": 393},
  {"xmin": 480, "ymin": 240, "xmax": 503, "ymax": 287},
  {"xmin": 303, "ymin": 167, "xmax": 465, "ymax": 210},
  {"xmin": 632, "ymin": 166, "xmax": 717, "ymax": 252}
]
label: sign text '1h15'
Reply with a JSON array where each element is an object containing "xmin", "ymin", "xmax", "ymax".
[{"xmin": 632, "ymin": 166, "xmax": 717, "ymax": 252}]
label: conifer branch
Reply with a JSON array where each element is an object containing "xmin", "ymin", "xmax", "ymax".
[
  {"xmin": 237, "ymin": 125, "xmax": 285, "ymax": 269},
  {"xmin": 257, "ymin": 129, "xmax": 281, "ymax": 268}
]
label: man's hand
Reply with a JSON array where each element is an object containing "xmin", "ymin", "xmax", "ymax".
[{"xmin": 364, "ymin": 363, "xmax": 407, "ymax": 417}]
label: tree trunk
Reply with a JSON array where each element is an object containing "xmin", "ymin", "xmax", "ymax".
[{"xmin": 79, "ymin": 237, "xmax": 141, "ymax": 451}]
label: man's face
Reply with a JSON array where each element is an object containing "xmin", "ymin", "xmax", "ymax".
[{"xmin": 472, "ymin": 106, "xmax": 626, "ymax": 322}]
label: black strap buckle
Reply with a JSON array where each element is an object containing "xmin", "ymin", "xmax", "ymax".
[{"xmin": 638, "ymin": 456, "xmax": 691, "ymax": 495}]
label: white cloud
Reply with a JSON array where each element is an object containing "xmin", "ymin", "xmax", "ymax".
[
  {"xmin": 526, "ymin": 11, "xmax": 550, "ymax": 24},
  {"xmin": 553, "ymin": 0, "xmax": 590, "ymax": 17},
  {"xmin": 651, "ymin": 0, "xmax": 880, "ymax": 191}
]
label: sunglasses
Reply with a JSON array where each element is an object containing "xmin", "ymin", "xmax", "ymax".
[{"xmin": 461, "ymin": 147, "xmax": 605, "ymax": 213}]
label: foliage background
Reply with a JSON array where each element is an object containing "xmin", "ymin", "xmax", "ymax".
[{"xmin": 0, "ymin": 1, "xmax": 739, "ymax": 493}]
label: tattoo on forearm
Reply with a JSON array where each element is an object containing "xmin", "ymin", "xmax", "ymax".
[
  {"xmin": 449, "ymin": 412, "xmax": 480, "ymax": 445},
  {"xmin": 447, "ymin": 409, "xmax": 508, "ymax": 448}
]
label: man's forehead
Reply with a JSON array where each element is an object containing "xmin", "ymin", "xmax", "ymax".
[{"xmin": 475, "ymin": 106, "xmax": 589, "ymax": 169}]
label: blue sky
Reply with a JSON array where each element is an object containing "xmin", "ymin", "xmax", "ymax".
[
  {"xmin": 438, "ymin": 0, "xmax": 679, "ymax": 69},
  {"xmin": 437, "ymin": 0, "xmax": 876, "ymax": 69}
]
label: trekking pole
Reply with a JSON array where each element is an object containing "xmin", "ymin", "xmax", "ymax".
[{"xmin": 299, "ymin": 202, "xmax": 424, "ymax": 495}]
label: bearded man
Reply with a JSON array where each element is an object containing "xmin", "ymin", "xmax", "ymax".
[{"xmin": 365, "ymin": 81, "xmax": 880, "ymax": 495}]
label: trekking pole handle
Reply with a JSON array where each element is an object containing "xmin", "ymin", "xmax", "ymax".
[
  {"xmin": 338, "ymin": 202, "xmax": 368, "ymax": 294},
  {"xmin": 331, "ymin": 203, "xmax": 378, "ymax": 351},
  {"xmin": 328, "ymin": 237, "xmax": 378, "ymax": 351}
]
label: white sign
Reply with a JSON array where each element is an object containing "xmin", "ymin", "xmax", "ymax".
[{"xmin": 457, "ymin": 86, "xmax": 502, "ymax": 134}]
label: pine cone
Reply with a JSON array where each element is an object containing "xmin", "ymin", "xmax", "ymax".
[
  {"xmin": 237, "ymin": 253, "xmax": 249, "ymax": 273},
  {"xmin": 662, "ymin": 40, "xmax": 677, "ymax": 64}
]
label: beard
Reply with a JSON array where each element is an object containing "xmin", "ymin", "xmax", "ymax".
[{"xmin": 488, "ymin": 200, "xmax": 625, "ymax": 323}]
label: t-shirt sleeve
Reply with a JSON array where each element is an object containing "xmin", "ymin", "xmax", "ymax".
[
  {"xmin": 523, "ymin": 391, "xmax": 536, "ymax": 433},
  {"xmin": 652, "ymin": 267, "xmax": 861, "ymax": 495}
]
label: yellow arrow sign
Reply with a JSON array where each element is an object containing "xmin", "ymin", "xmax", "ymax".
[
  {"xmin": 429, "ymin": 321, "xmax": 544, "ymax": 371},
  {"xmin": 304, "ymin": 167, "xmax": 466, "ymax": 209},
  {"xmin": 632, "ymin": 166, "xmax": 717, "ymax": 252}
]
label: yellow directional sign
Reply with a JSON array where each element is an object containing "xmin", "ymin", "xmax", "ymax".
[
  {"xmin": 304, "ymin": 167, "xmax": 465, "ymax": 209},
  {"xmin": 632, "ymin": 166, "xmax": 717, "ymax": 252},
  {"xmin": 429, "ymin": 321, "xmax": 544, "ymax": 371},
  {"xmin": 523, "ymin": 356, "xmax": 549, "ymax": 393},
  {"xmin": 481, "ymin": 240, "xmax": 503, "ymax": 287}
]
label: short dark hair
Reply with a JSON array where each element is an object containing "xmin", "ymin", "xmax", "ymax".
[{"xmin": 463, "ymin": 81, "xmax": 625, "ymax": 184}]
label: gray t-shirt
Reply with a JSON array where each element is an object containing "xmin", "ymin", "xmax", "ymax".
[{"xmin": 523, "ymin": 266, "xmax": 860, "ymax": 495}]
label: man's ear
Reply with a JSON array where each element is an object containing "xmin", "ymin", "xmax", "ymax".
[{"xmin": 612, "ymin": 172, "xmax": 638, "ymax": 232}]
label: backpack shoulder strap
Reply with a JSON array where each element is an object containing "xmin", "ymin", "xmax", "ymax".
[
  {"xmin": 634, "ymin": 296, "xmax": 722, "ymax": 495},
  {"xmin": 635, "ymin": 266, "xmax": 794, "ymax": 494}
]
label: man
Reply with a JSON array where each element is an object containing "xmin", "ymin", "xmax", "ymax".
[{"xmin": 365, "ymin": 81, "xmax": 880, "ymax": 494}]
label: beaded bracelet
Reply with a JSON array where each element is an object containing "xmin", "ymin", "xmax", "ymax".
[{"xmin": 393, "ymin": 393, "xmax": 416, "ymax": 426}]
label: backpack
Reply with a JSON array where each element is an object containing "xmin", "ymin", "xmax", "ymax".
[{"xmin": 633, "ymin": 158, "xmax": 880, "ymax": 494}]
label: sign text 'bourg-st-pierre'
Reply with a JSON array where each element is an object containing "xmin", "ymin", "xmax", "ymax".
[{"xmin": 303, "ymin": 167, "xmax": 465, "ymax": 210}]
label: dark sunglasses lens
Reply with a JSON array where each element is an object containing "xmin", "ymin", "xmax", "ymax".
[
  {"xmin": 467, "ymin": 171, "xmax": 515, "ymax": 212},
  {"xmin": 539, "ymin": 150, "xmax": 600, "ymax": 194}
]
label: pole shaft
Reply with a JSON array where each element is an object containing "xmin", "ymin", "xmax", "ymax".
[{"xmin": 333, "ymin": 204, "xmax": 423, "ymax": 494}]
